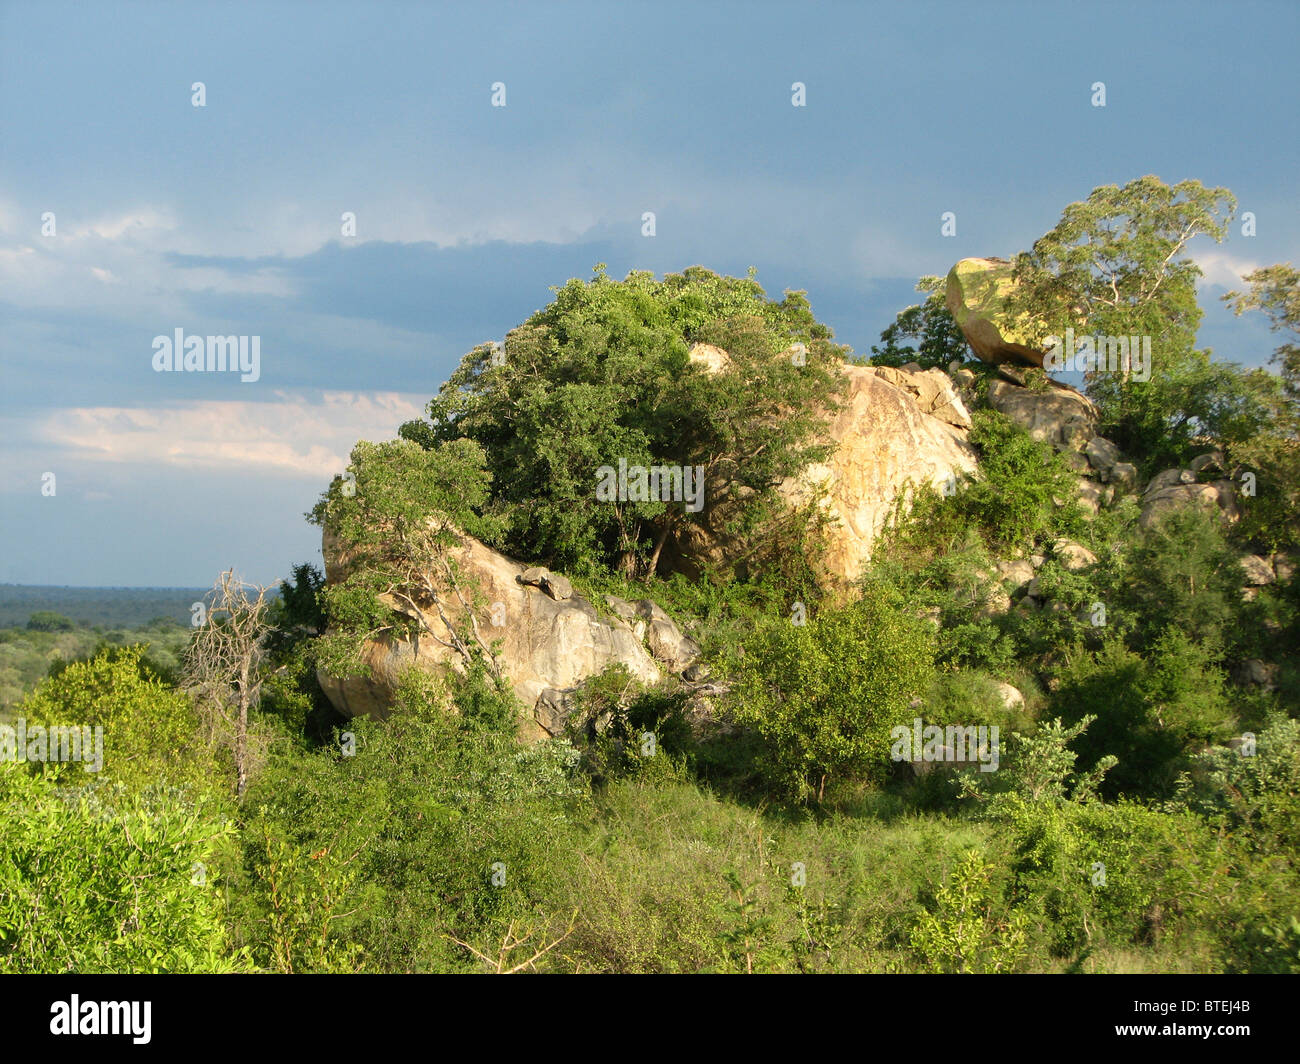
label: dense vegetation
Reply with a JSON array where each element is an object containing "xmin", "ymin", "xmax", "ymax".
[{"xmin": 3, "ymin": 179, "xmax": 1297, "ymax": 974}]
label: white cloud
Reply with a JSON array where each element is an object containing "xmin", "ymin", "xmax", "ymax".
[
  {"xmin": 1193, "ymin": 250, "xmax": 1262, "ymax": 291},
  {"xmin": 7, "ymin": 391, "xmax": 427, "ymax": 482}
]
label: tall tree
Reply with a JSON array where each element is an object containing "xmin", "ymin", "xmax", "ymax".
[
  {"xmin": 1010, "ymin": 176, "xmax": 1237, "ymax": 467},
  {"xmin": 1224, "ymin": 263, "xmax": 1300, "ymax": 404}
]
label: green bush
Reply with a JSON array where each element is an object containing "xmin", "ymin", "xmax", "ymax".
[
  {"xmin": 18, "ymin": 644, "xmax": 229, "ymax": 800},
  {"xmin": 236, "ymin": 669, "xmax": 589, "ymax": 973},
  {"xmin": 1051, "ymin": 632, "xmax": 1234, "ymax": 799},
  {"xmin": 726, "ymin": 584, "xmax": 934, "ymax": 801},
  {"xmin": 0, "ymin": 764, "xmax": 247, "ymax": 973}
]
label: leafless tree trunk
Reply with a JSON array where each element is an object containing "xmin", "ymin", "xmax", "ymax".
[{"xmin": 182, "ymin": 569, "xmax": 272, "ymax": 798}]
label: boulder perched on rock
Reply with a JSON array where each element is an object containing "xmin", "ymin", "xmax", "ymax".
[
  {"xmin": 663, "ymin": 361, "xmax": 977, "ymax": 585},
  {"xmin": 317, "ymin": 529, "xmax": 665, "ymax": 736},
  {"xmin": 945, "ymin": 258, "xmax": 1046, "ymax": 367}
]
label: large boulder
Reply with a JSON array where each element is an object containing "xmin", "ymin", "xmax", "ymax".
[
  {"xmin": 662, "ymin": 361, "xmax": 977, "ymax": 585},
  {"xmin": 986, "ymin": 378, "xmax": 1099, "ymax": 452},
  {"xmin": 1139, "ymin": 472, "xmax": 1239, "ymax": 530},
  {"xmin": 945, "ymin": 257, "xmax": 1046, "ymax": 367},
  {"xmin": 317, "ymin": 528, "xmax": 664, "ymax": 736},
  {"xmin": 604, "ymin": 595, "xmax": 701, "ymax": 673}
]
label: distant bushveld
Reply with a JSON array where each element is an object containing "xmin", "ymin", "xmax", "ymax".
[
  {"xmin": 0, "ymin": 585, "xmax": 222, "ymax": 628},
  {"xmin": 0, "ymin": 586, "xmax": 274, "ymax": 718}
]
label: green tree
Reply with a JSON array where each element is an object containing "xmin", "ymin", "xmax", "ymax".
[
  {"xmin": 727, "ymin": 585, "xmax": 935, "ymax": 801},
  {"xmin": 402, "ymin": 266, "xmax": 845, "ymax": 579},
  {"xmin": 1224, "ymin": 263, "xmax": 1300, "ymax": 403},
  {"xmin": 19, "ymin": 644, "xmax": 226, "ymax": 799},
  {"xmin": 1011, "ymin": 176, "xmax": 1238, "ymax": 467},
  {"xmin": 26, "ymin": 611, "xmax": 74, "ymax": 632},
  {"xmin": 1119, "ymin": 504, "xmax": 1244, "ymax": 655},
  {"xmin": 309, "ymin": 437, "xmax": 501, "ymax": 683},
  {"xmin": 869, "ymin": 277, "xmax": 970, "ymax": 370},
  {"xmin": 1222, "ymin": 264, "xmax": 1300, "ymax": 550}
]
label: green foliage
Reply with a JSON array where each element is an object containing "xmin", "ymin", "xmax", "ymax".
[
  {"xmin": 908, "ymin": 850, "xmax": 1028, "ymax": 972},
  {"xmin": 18, "ymin": 644, "xmax": 228, "ymax": 799},
  {"xmin": 1224, "ymin": 262, "xmax": 1300, "ymax": 405},
  {"xmin": 561, "ymin": 665, "xmax": 692, "ymax": 785},
  {"xmin": 1118, "ymin": 505, "xmax": 1244, "ymax": 655},
  {"xmin": 876, "ymin": 410, "xmax": 1081, "ymax": 569},
  {"xmin": 960, "ymin": 715, "xmax": 1116, "ymax": 812},
  {"xmin": 1171, "ymin": 712, "xmax": 1300, "ymax": 858},
  {"xmin": 310, "ymin": 437, "xmax": 499, "ymax": 679},
  {"xmin": 271, "ymin": 562, "xmax": 326, "ymax": 637},
  {"xmin": 0, "ymin": 764, "xmax": 248, "ymax": 972},
  {"xmin": 236, "ymin": 669, "xmax": 588, "ymax": 972},
  {"xmin": 726, "ymin": 586, "xmax": 935, "ymax": 801},
  {"xmin": 1050, "ymin": 632, "xmax": 1234, "ymax": 799},
  {"xmin": 1010, "ymin": 175, "xmax": 1245, "ymax": 470},
  {"xmin": 402, "ymin": 266, "xmax": 845, "ymax": 578},
  {"xmin": 997, "ymin": 795, "xmax": 1222, "ymax": 958},
  {"xmin": 869, "ymin": 277, "xmax": 970, "ymax": 370},
  {"xmin": 26, "ymin": 610, "xmax": 74, "ymax": 632},
  {"xmin": 961, "ymin": 410, "xmax": 1084, "ymax": 547}
]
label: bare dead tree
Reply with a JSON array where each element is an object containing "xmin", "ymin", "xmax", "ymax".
[{"xmin": 182, "ymin": 569, "xmax": 273, "ymax": 798}]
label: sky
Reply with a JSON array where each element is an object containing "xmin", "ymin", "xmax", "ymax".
[{"xmin": 1, "ymin": 0, "xmax": 1296, "ymax": 587}]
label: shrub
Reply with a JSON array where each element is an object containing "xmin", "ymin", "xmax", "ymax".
[
  {"xmin": 726, "ymin": 584, "xmax": 934, "ymax": 801},
  {"xmin": 0, "ymin": 764, "xmax": 247, "ymax": 972}
]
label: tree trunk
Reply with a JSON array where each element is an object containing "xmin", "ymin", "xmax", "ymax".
[
  {"xmin": 236, "ymin": 657, "xmax": 250, "ymax": 798},
  {"xmin": 646, "ymin": 519, "xmax": 674, "ymax": 579}
]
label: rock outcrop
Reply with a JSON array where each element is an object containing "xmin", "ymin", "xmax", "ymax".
[
  {"xmin": 986, "ymin": 378, "xmax": 1099, "ymax": 452},
  {"xmin": 945, "ymin": 258, "xmax": 1046, "ymax": 367},
  {"xmin": 1138, "ymin": 458, "xmax": 1243, "ymax": 531},
  {"xmin": 663, "ymin": 353, "xmax": 978, "ymax": 585},
  {"xmin": 317, "ymin": 530, "xmax": 676, "ymax": 737}
]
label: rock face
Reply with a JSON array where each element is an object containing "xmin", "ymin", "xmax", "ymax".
[
  {"xmin": 986, "ymin": 379, "xmax": 1099, "ymax": 452},
  {"xmin": 1139, "ymin": 470, "xmax": 1240, "ymax": 530},
  {"xmin": 603, "ymin": 595, "xmax": 701, "ymax": 672},
  {"xmin": 317, "ymin": 530, "xmax": 667, "ymax": 736},
  {"xmin": 945, "ymin": 258, "xmax": 1046, "ymax": 367},
  {"xmin": 871, "ymin": 365, "xmax": 971, "ymax": 429},
  {"xmin": 664, "ymin": 356, "xmax": 978, "ymax": 585}
]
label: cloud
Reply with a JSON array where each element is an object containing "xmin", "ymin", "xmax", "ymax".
[
  {"xmin": 9, "ymin": 391, "xmax": 427, "ymax": 482},
  {"xmin": 1193, "ymin": 250, "xmax": 1262, "ymax": 291}
]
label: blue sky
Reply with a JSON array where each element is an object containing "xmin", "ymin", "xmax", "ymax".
[{"xmin": 1, "ymin": 0, "xmax": 1296, "ymax": 586}]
